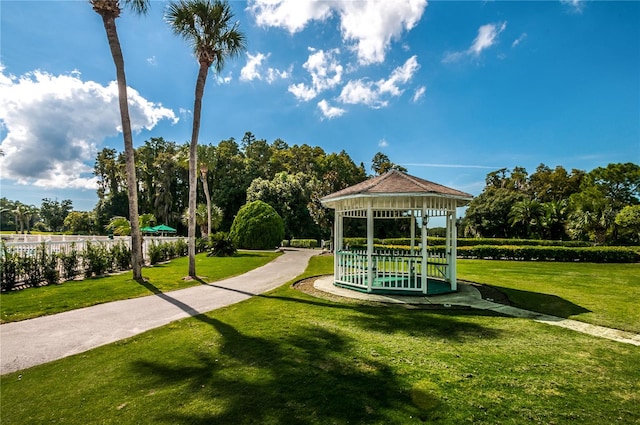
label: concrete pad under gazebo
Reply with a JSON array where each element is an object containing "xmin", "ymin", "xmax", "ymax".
[{"xmin": 320, "ymin": 169, "xmax": 473, "ymax": 296}]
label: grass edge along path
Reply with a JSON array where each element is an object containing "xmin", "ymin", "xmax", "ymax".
[
  {"xmin": 0, "ymin": 251, "xmax": 281, "ymax": 323},
  {"xmin": 0, "ymin": 255, "xmax": 638, "ymax": 424}
]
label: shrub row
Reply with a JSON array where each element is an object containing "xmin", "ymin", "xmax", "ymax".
[
  {"xmin": 147, "ymin": 239, "xmax": 188, "ymax": 265},
  {"xmin": 456, "ymin": 245, "xmax": 640, "ymax": 263},
  {"xmin": 0, "ymin": 241, "xmax": 133, "ymax": 291},
  {"xmin": 343, "ymin": 243, "xmax": 639, "ymax": 263},
  {"xmin": 371, "ymin": 237, "xmax": 591, "ymax": 248}
]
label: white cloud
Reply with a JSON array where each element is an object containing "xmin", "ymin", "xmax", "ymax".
[
  {"xmin": 247, "ymin": 0, "xmax": 334, "ymax": 33},
  {"xmin": 304, "ymin": 48, "xmax": 343, "ymax": 92},
  {"xmin": 240, "ymin": 52, "xmax": 267, "ymax": 81},
  {"xmin": 443, "ymin": 21, "xmax": 507, "ymax": 63},
  {"xmin": 248, "ymin": 0, "xmax": 427, "ymax": 65},
  {"xmin": 412, "ymin": 86, "xmax": 426, "ymax": 103},
  {"xmin": 146, "ymin": 56, "xmax": 157, "ymax": 66},
  {"xmin": 338, "ymin": 56, "xmax": 419, "ymax": 108},
  {"xmin": 0, "ymin": 68, "xmax": 177, "ymax": 190},
  {"xmin": 289, "ymin": 48, "xmax": 343, "ymax": 101},
  {"xmin": 288, "ymin": 82, "xmax": 316, "ymax": 101},
  {"xmin": 470, "ymin": 22, "xmax": 507, "ymax": 55},
  {"xmin": 240, "ymin": 51, "xmax": 290, "ymax": 84},
  {"xmin": 378, "ymin": 138, "xmax": 389, "ymax": 148},
  {"xmin": 317, "ymin": 99, "xmax": 345, "ymax": 119},
  {"xmin": 561, "ymin": 0, "xmax": 585, "ymax": 13},
  {"xmin": 512, "ymin": 33, "xmax": 527, "ymax": 48}
]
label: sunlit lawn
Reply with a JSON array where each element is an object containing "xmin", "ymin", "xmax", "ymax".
[
  {"xmin": 0, "ymin": 251, "xmax": 280, "ymax": 323},
  {"xmin": 1, "ymin": 256, "xmax": 639, "ymax": 424},
  {"xmin": 457, "ymin": 260, "xmax": 640, "ymax": 333}
]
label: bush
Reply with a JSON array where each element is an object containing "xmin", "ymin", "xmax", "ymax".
[
  {"xmin": 147, "ymin": 241, "xmax": 164, "ymax": 265},
  {"xmin": 290, "ymin": 239, "xmax": 318, "ymax": 248},
  {"xmin": 83, "ymin": 241, "xmax": 112, "ymax": 278},
  {"xmin": 37, "ymin": 243, "xmax": 59, "ymax": 285},
  {"xmin": 1, "ymin": 243, "xmax": 21, "ymax": 291},
  {"xmin": 207, "ymin": 232, "xmax": 237, "ymax": 257},
  {"xmin": 59, "ymin": 244, "xmax": 79, "ymax": 281},
  {"xmin": 230, "ymin": 201, "xmax": 284, "ymax": 250},
  {"xmin": 111, "ymin": 241, "xmax": 131, "ymax": 271}
]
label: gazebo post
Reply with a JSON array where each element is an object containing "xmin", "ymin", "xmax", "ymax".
[
  {"xmin": 366, "ymin": 201, "xmax": 374, "ymax": 293},
  {"xmin": 410, "ymin": 210, "xmax": 416, "ymax": 256},
  {"xmin": 421, "ymin": 201, "xmax": 428, "ymax": 294},
  {"xmin": 334, "ymin": 210, "xmax": 342, "ymax": 279},
  {"xmin": 450, "ymin": 209, "xmax": 458, "ymax": 291}
]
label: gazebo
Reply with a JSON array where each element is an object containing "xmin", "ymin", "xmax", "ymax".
[{"xmin": 320, "ymin": 169, "xmax": 473, "ymax": 295}]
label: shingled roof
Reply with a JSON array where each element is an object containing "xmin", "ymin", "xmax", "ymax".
[{"xmin": 321, "ymin": 169, "xmax": 473, "ymax": 203}]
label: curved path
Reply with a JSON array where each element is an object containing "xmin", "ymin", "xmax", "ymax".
[{"xmin": 1, "ymin": 249, "xmax": 317, "ymax": 375}]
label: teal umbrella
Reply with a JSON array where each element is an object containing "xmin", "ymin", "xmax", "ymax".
[
  {"xmin": 151, "ymin": 224, "xmax": 177, "ymax": 236},
  {"xmin": 140, "ymin": 226, "xmax": 158, "ymax": 233},
  {"xmin": 151, "ymin": 224, "xmax": 176, "ymax": 233}
]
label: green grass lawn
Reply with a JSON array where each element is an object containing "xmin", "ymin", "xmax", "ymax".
[
  {"xmin": 457, "ymin": 260, "xmax": 640, "ymax": 334},
  {"xmin": 1, "ymin": 256, "xmax": 639, "ymax": 424},
  {"xmin": 0, "ymin": 251, "xmax": 280, "ymax": 323}
]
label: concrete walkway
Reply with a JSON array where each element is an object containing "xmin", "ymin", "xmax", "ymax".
[
  {"xmin": 314, "ymin": 276, "xmax": 640, "ymax": 347},
  {"xmin": 0, "ymin": 249, "xmax": 317, "ymax": 375}
]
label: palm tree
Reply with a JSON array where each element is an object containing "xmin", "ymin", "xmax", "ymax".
[
  {"xmin": 165, "ymin": 0, "xmax": 246, "ymax": 278},
  {"xmin": 90, "ymin": 0, "xmax": 148, "ymax": 281},
  {"xmin": 509, "ymin": 199, "xmax": 543, "ymax": 238},
  {"xmin": 198, "ymin": 144, "xmax": 216, "ymax": 238}
]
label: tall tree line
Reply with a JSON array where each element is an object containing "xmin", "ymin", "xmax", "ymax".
[
  {"xmin": 93, "ymin": 132, "xmax": 368, "ymax": 240},
  {"xmin": 462, "ymin": 163, "xmax": 640, "ymax": 244}
]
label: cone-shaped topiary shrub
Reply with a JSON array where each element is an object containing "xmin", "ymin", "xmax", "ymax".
[{"xmin": 230, "ymin": 200, "xmax": 284, "ymax": 250}]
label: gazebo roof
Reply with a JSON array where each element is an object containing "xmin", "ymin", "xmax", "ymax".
[{"xmin": 321, "ymin": 169, "xmax": 473, "ymax": 211}]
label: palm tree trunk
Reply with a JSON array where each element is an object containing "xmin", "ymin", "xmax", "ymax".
[
  {"xmin": 201, "ymin": 169, "xmax": 212, "ymax": 238},
  {"xmin": 188, "ymin": 62, "xmax": 209, "ymax": 278},
  {"xmin": 100, "ymin": 15, "xmax": 143, "ymax": 281}
]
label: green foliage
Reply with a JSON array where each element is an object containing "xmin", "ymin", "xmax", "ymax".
[
  {"xmin": 38, "ymin": 244, "xmax": 60, "ymax": 285},
  {"xmin": 230, "ymin": 201, "xmax": 284, "ymax": 250},
  {"xmin": 110, "ymin": 241, "xmax": 131, "ymax": 271},
  {"xmin": 59, "ymin": 244, "xmax": 80, "ymax": 281},
  {"xmin": 207, "ymin": 232, "xmax": 237, "ymax": 257},
  {"xmin": 82, "ymin": 242, "xmax": 112, "ymax": 278},
  {"xmin": 457, "ymin": 245, "xmax": 639, "ymax": 262},
  {"xmin": 0, "ymin": 242, "xmax": 20, "ymax": 291},
  {"xmin": 148, "ymin": 239, "xmax": 189, "ymax": 265},
  {"xmin": 289, "ymin": 239, "xmax": 318, "ymax": 248}
]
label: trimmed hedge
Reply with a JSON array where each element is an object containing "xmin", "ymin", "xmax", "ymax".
[
  {"xmin": 289, "ymin": 239, "xmax": 319, "ymax": 249},
  {"xmin": 456, "ymin": 245, "xmax": 639, "ymax": 263},
  {"xmin": 381, "ymin": 237, "xmax": 591, "ymax": 248},
  {"xmin": 344, "ymin": 243, "xmax": 639, "ymax": 263}
]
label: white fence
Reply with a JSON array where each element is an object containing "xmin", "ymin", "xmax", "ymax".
[{"xmin": 1, "ymin": 235, "xmax": 186, "ymax": 260}]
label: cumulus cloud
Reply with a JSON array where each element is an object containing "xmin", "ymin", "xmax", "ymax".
[
  {"xmin": 248, "ymin": 0, "xmax": 427, "ymax": 65},
  {"xmin": 317, "ymin": 99, "xmax": 345, "ymax": 119},
  {"xmin": 0, "ymin": 67, "xmax": 177, "ymax": 189},
  {"xmin": 240, "ymin": 51, "xmax": 290, "ymax": 83},
  {"xmin": 378, "ymin": 138, "xmax": 389, "ymax": 148},
  {"xmin": 338, "ymin": 55, "xmax": 420, "ymax": 108},
  {"xmin": 443, "ymin": 21, "xmax": 507, "ymax": 63},
  {"xmin": 288, "ymin": 48, "xmax": 343, "ymax": 101}
]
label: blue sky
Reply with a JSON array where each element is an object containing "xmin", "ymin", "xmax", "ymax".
[{"xmin": 1, "ymin": 0, "xmax": 639, "ymax": 212}]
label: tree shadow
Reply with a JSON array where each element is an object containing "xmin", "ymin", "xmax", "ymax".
[
  {"xmin": 488, "ymin": 285, "xmax": 591, "ymax": 319},
  {"xmin": 132, "ymin": 315, "xmax": 419, "ymax": 424}
]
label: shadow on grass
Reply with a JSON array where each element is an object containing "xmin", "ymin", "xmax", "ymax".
[
  {"xmin": 132, "ymin": 316, "xmax": 417, "ymax": 424},
  {"xmin": 489, "ymin": 285, "xmax": 591, "ymax": 319}
]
